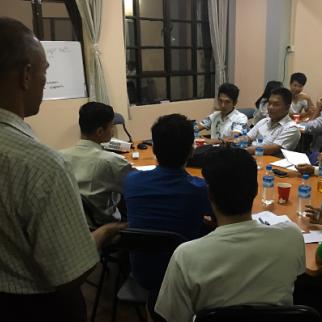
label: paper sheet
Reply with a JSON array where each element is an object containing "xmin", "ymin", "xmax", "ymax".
[
  {"xmin": 252, "ymin": 211, "xmax": 292, "ymax": 225},
  {"xmin": 281, "ymin": 149, "xmax": 310, "ymax": 166},
  {"xmin": 270, "ymin": 159, "xmax": 293, "ymax": 168},
  {"xmin": 135, "ymin": 165, "xmax": 156, "ymax": 171},
  {"xmin": 303, "ymin": 231, "xmax": 322, "ymax": 244}
]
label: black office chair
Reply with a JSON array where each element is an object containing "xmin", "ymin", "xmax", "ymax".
[
  {"xmin": 113, "ymin": 112, "xmax": 133, "ymax": 143},
  {"xmin": 195, "ymin": 304, "xmax": 322, "ymax": 322},
  {"xmin": 110, "ymin": 228, "xmax": 188, "ymax": 322},
  {"xmin": 237, "ymin": 108, "xmax": 256, "ymax": 120}
]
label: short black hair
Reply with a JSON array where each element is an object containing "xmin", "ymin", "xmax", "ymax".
[
  {"xmin": 202, "ymin": 148, "xmax": 258, "ymax": 216},
  {"xmin": 255, "ymin": 80, "xmax": 283, "ymax": 108},
  {"xmin": 290, "ymin": 72, "xmax": 307, "ymax": 86},
  {"xmin": 270, "ymin": 87, "xmax": 292, "ymax": 106},
  {"xmin": 217, "ymin": 83, "xmax": 239, "ymax": 103},
  {"xmin": 0, "ymin": 17, "xmax": 38, "ymax": 75},
  {"xmin": 79, "ymin": 102, "xmax": 114, "ymax": 135},
  {"xmin": 152, "ymin": 114, "xmax": 194, "ymax": 168}
]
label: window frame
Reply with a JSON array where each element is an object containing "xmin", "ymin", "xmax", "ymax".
[{"xmin": 125, "ymin": 0, "xmax": 216, "ymax": 105}]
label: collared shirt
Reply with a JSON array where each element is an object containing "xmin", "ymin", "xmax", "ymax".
[
  {"xmin": 304, "ymin": 111, "xmax": 322, "ymax": 151},
  {"xmin": 200, "ymin": 109, "xmax": 248, "ymax": 139},
  {"xmin": 247, "ymin": 115, "xmax": 301, "ymax": 151},
  {"xmin": 155, "ymin": 220, "xmax": 305, "ymax": 322},
  {"xmin": 61, "ymin": 140, "xmax": 132, "ymax": 225},
  {"xmin": 124, "ymin": 166, "xmax": 212, "ymax": 290},
  {"xmin": 0, "ymin": 108, "xmax": 99, "ymax": 294}
]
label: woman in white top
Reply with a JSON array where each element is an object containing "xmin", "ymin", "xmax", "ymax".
[{"xmin": 253, "ymin": 80, "xmax": 283, "ymax": 124}]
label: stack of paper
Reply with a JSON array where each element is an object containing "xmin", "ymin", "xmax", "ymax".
[
  {"xmin": 134, "ymin": 165, "xmax": 156, "ymax": 171},
  {"xmin": 270, "ymin": 149, "xmax": 311, "ymax": 171},
  {"xmin": 252, "ymin": 211, "xmax": 292, "ymax": 225},
  {"xmin": 303, "ymin": 231, "xmax": 322, "ymax": 244}
]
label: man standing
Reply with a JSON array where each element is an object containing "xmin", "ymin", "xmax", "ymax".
[
  {"xmin": 246, "ymin": 87, "xmax": 301, "ymax": 156},
  {"xmin": 155, "ymin": 148, "xmax": 305, "ymax": 322},
  {"xmin": 0, "ymin": 17, "xmax": 125, "ymax": 322},
  {"xmin": 124, "ymin": 114, "xmax": 212, "ymax": 291},
  {"xmin": 197, "ymin": 83, "xmax": 247, "ymax": 144},
  {"xmin": 61, "ymin": 102, "xmax": 133, "ymax": 226}
]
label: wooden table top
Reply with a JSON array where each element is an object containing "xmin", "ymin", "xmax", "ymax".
[{"xmin": 125, "ymin": 145, "xmax": 322, "ymax": 275}]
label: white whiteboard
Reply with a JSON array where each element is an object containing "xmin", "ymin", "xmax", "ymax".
[{"xmin": 41, "ymin": 41, "xmax": 87, "ymax": 100}]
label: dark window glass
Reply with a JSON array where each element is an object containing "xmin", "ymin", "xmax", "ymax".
[
  {"xmin": 139, "ymin": 0, "xmax": 163, "ymax": 19},
  {"xmin": 141, "ymin": 77, "xmax": 167, "ymax": 103},
  {"xmin": 125, "ymin": 19, "xmax": 136, "ymax": 47},
  {"xmin": 171, "ymin": 49, "xmax": 192, "ymax": 72},
  {"xmin": 197, "ymin": 74, "xmax": 215, "ymax": 98},
  {"xmin": 197, "ymin": 49, "xmax": 215, "ymax": 73},
  {"xmin": 141, "ymin": 21, "xmax": 164, "ymax": 46},
  {"xmin": 197, "ymin": 23, "xmax": 211, "ymax": 47},
  {"xmin": 142, "ymin": 49, "xmax": 164, "ymax": 72},
  {"xmin": 169, "ymin": 0, "xmax": 192, "ymax": 20},
  {"xmin": 171, "ymin": 76, "xmax": 193, "ymax": 100},
  {"xmin": 170, "ymin": 22, "xmax": 191, "ymax": 47}
]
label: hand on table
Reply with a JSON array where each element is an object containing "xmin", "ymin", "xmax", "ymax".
[
  {"xmin": 305, "ymin": 205, "xmax": 322, "ymax": 224},
  {"xmin": 295, "ymin": 164, "xmax": 315, "ymax": 175}
]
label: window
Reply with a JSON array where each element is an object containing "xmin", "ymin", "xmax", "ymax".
[
  {"xmin": 124, "ymin": 0, "xmax": 215, "ymax": 105},
  {"xmin": 22, "ymin": 0, "xmax": 79, "ymax": 41}
]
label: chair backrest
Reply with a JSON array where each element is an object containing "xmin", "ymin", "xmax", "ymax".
[
  {"xmin": 116, "ymin": 228, "xmax": 188, "ymax": 252},
  {"xmin": 80, "ymin": 194, "xmax": 100, "ymax": 228},
  {"xmin": 195, "ymin": 304, "xmax": 322, "ymax": 322},
  {"xmin": 237, "ymin": 108, "xmax": 255, "ymax": 119}
]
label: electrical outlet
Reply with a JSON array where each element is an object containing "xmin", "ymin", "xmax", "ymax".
[{"xmin": 286, "ymin": 45, "xmax": 295, "ymax": 53}]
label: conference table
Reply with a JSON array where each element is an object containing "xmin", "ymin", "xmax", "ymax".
[{"xmin": 125, "ymin": 144, "xmax": 322, "ymax": 275}]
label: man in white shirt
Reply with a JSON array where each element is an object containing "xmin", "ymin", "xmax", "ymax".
[
  {"xmin": 61, "ymin": 102, "xmax": 133, "ymax": 226},
  {"xmin": 246, "ymin": 87, "xmax": 301, "ymax": 156},
  {"xmin": 198, "ymin": 83, "xmax": 247, "ymax": 144},
  {"xmin": 155, "ymin": 148, "xmax": 305, "ymax": 322},
  {"xmin": 289, "ymin": 72, "xmax": 314, "ymax": 118}
]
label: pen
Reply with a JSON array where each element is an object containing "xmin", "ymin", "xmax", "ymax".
[
  {"xmin": 264, "ymin": 221, "xmax": 270, "ymax": 226},
  {"xmin": 258, "ymin": 217, "xmax": 265, "ymax": 224}
]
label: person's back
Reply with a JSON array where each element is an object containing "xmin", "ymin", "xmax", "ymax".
[
  {"xmin": 61, "ymin": 102, "xmax": 132, "ymax": 225},
  {"xmin": 155, "ymin": 148, "xmax": 305, "ymax": 322},
  {"xmin": 124, "ymin": 114, "xmax": 212, "ymax": 290}
]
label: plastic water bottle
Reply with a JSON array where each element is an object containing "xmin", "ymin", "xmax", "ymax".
[
  {"xmin": 239, "ymin": 128, "xmax": 248, "ymax": 149},
  {"xmin": 193, "ymin": 122, "xmax": 200, "ymax": 139},
  {"xmin": 232, "ymin": 133, "xmax": 240, "ymax": 148},
  {"xmin": 318, "ymin": 162, "xmax": 322, "ymax": 193},
  {"xmin": 297, "ymin": 174, "xmax": 312, "ymax": 216},
  {"xmin": 262, "ymin": 164, "xmax": 275, "ymax": 207},
  {"xmin": 255, "ymin": 138, "xmax": 264, "ymax": 170}
]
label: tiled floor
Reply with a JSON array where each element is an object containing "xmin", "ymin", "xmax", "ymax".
[{"xmin": 82, "ymin": 262, "xmax": 146, "ymax": 322}]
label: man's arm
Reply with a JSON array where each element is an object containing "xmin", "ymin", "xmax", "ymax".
[
  {"xmin": 57, "ymin": 222, "xmax": 127, "ymax": 291},
  {"xmin": 246, "ymin": 143, "xmax": 281, "ymax": 156}
]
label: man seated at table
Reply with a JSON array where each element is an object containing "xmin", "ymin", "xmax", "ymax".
[
  {"xmin": 197, "ymin": 83, "xmax": 247, "ymax": 144},
  {"xmin": 61, "ymin": 102, "xmax": 133, "ymax": 226},
  {"xmin": 124, "ymin": 114, "xmax": 213, "ymax": 291},
  {"xmin": 246, "ymin": 87, "xmax": 301, "ymax": 156},
  {"xmin": 289, "ymin": 72, "xmax": 315, "ymax": 119},
  {"xmin": 155, "ymin": 148, "xmax": 305, "ymax": 322}
]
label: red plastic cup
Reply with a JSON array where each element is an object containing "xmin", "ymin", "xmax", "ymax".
[
  {"xmin": 195, "ymin": 138, "xmax": 205, "ymax": 147},
  {"xmin": 277, "ymin": 183, "xmax": 292, "ymax": 204}
]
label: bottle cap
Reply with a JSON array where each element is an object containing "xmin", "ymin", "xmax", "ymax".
[
  {"xmin": 266, "ymin": 164, "xmax": 272, "ymax": 171},
  {"xmin": 303, "ymin": 174, "xmax": 309, "ymax": 180},
  {"xmin": 258, "ymin": 137, "xmax": 263, "ymax": 143}
]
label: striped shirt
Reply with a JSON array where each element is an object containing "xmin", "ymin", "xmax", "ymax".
[{"xmin": 0, "ymin": 108, "xmax": 99, "ymax": 294}]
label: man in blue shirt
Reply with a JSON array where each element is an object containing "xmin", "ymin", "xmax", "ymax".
[{"xmin": 124, "ymin": 114, "xmax": 212, "ymax": 291}]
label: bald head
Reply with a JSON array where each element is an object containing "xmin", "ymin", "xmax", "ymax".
[
  {"xmin": 0, "ymin": 17, "xmax": 40, "ymax": 76},
  {"xmin": 0, "ymin": 17, "xmax": 48, "ymax": 118}
]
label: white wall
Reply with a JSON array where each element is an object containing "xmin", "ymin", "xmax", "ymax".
[{"xmin": 291, "ymin": 0, "xmax": 322, "ymax": 102}]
